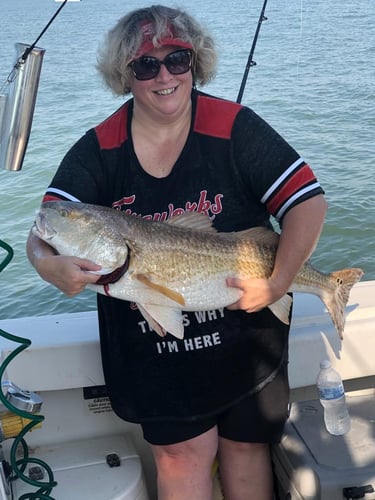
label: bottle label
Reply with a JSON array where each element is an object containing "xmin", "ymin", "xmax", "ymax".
[{"xmin": 318, "ymin": 384, "xmax": 344, "ymax": 400}]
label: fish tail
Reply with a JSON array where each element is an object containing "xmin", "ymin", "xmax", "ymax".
[{"xmin": 321, "ymin": 268, "xmax": 364, "ymax": 339}]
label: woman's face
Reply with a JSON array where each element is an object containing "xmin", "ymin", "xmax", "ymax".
[{"xmin": 130, "ymin": 45, "xmax": 193, "ymax": 123}]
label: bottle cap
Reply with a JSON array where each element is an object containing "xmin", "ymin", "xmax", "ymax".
[{"xmin": 320, "ymin": 359, "xmax": 331, "ymax": 369}]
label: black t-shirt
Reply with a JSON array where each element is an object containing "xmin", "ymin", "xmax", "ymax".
[{"xmin": 44, "ymin": 91, "xmax": 324, "ymax": 422}]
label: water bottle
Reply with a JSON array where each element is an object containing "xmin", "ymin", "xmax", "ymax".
[{"xmin": 316, "ymin": 359, "xmax": 351, "ymax": 435}]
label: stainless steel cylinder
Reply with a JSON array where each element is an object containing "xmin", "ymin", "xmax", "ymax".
[{"xmin": 0, "ymin": 43, "xmax": 45, "ymax": 171}]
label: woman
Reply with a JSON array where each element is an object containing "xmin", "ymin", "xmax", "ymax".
[{"xmin": 27, "ymin": 5, "xmax": 327, "ymax": 499}]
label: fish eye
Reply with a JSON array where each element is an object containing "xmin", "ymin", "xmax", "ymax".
[{"xmin": 60, "ymin": 209, "xmax": 69, "ymax": 217}]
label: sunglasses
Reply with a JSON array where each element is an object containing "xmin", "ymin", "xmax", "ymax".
[{"xmin": 129, "ymin": 49, "xmax": 192, "ymax": 81}]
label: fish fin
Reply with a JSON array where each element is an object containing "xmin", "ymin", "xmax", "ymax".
[
  {"xmin": 134, "ymin": 273, "xmax": 186, "ymax": 306},
  {"xmin": 320, "ymin": 268, "xmax": 364, "ymax": 339},
  {"xmin": 166, "ymin": 212, "xmax": 217, "ymax": 233},
  {"xmin": 268, "ymin": 294, "xmax": 293, "ymax": 325},
  {"xmin": 138, "ymin": 303, "xmax": 184, "ymax": 339},
  {"xmin": 235, "ymin": 227, "xmax": 280, "ymax": 246},
  {"xmin": 137, "ymin": 304, "xmax": 167, "ymax": 337}
]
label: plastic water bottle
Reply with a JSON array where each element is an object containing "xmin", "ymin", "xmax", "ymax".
[{"xmin": 316, "ymin": 359, "xmax": 351, "ymax": 435}]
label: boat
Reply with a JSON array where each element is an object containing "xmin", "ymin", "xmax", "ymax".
[
  {"xmin": 0, "ymin": 5, "xmax": 373, "ymax": 498},
  {"xmin": 0, "ymin": 279, "xmax": 374, "ymax": 499}
]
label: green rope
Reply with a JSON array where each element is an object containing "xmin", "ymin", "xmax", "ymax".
[
  {"xmin": 0, "ymin": 240, "xmax": 13, "ymax": 273},
  {"xmin": 0, "ymin": 239, "xmax": 57, "ymax": 499}
]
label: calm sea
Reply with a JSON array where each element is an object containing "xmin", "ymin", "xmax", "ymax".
[{"xmin": 0, "ymin": 0, "xmax": 374, "ymax": 319}]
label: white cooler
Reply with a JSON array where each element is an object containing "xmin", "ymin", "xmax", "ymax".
[{"xmin": 272, "ymin": 393, "xmax": 375, "ymax": 500}]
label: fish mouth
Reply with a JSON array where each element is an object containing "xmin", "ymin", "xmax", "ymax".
[{"xmin": 32, "ymin": 211, "xmax": 56, "ymax": 240}]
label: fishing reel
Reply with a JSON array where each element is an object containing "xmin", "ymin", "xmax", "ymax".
[{"xmin": 0, "ymin": 381, "xmax": 43, "ymax": 442}]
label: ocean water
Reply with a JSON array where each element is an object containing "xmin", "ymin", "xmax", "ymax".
[{"xmin": 0, "ymin": 0, "xmax": 374, "ymax": 319}]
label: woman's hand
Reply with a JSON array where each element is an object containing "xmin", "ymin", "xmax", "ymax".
[
  {"xmin": 226, "ymin": 276, "xmax": 285, "ymax": 313},
  {"xmin": 36, "ymin": 254, "xmax": 102, "ymax": 296},
  {"xmin": 27, "ymin": 230, "xmax": 101, "ymax": 296}
]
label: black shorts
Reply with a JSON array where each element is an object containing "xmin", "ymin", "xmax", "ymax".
[{"xmin": 141, "ymin": 363, "xmax": 289, "ymax": 446}]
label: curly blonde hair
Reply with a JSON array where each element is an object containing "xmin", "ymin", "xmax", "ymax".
[{"xmin": 96, "ymin": 5, "xmax": 217, "ymax": 95}]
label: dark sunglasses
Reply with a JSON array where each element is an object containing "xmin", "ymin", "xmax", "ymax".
[{"xmin": 129, "ymin": 49, "xmax": 192, "ymax": 81}]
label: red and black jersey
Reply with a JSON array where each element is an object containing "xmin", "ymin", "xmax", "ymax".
[{"xmin": 44, "ymin": 91, "xmax": 323, "ymax": 422}]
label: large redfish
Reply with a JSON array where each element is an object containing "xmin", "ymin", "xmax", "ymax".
[{"xmin": 32, "ymin": 201, "xmax": 364, "ymax": 339}]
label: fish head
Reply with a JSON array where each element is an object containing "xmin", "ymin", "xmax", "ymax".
[{"xmin": 33, "ymin": 201, "xmax": 129, "ymax": 273}]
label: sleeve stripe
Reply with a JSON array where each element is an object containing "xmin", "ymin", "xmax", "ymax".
[
  {"xmin": 265, "ymin": 164, "xmax": 318, "ymax": 214},
  {"xmin": 261, "ymin": 157, "xmax": 305, "ymax": 204},
  {"xmin": 42, "ymin": 194, "xmax": 64, "ymax": 202},
  {"xmin": 44, "ymin": 188, "xmax": 81, "ymax": 202},
  {"xmin": 275, "ymin": 183, "xmax": 322, "ymax": 220}
]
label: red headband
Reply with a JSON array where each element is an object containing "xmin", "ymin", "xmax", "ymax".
[{"xmin": 135, "ymin": 22, "xmax": 193, "ymax": 58}]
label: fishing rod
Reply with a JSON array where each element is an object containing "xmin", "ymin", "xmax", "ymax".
[
  {"xmin": 19, "ymin": 0, "xmax": 68, "ymax": 66},
  {"xmin": 236, "ymin": 0, "xmax": 268, "ymax": 104},
  {"xmin": 2, "ymin": 0, "xmax": 68, "ymax": 90}
]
